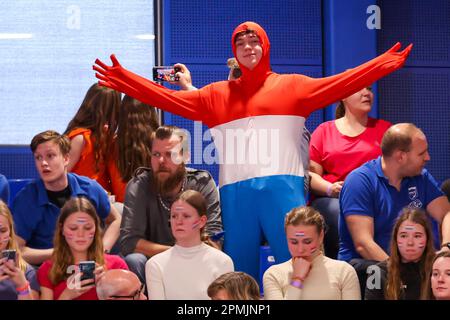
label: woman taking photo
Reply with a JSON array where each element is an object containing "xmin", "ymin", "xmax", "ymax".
[
  {"xmin": 365, "ymin": 208, "xmax": 435, "ymax": 300},
  {"xmin": 263, "ymin": 206, "xmax": 360, "ymax": 300},
  {"xmin": 0, "ymin": 200, "xmax": 39, "ymax": 300},
  {"xmin": 145, "ymin": 190, "xmax": 233, "ymax": 299},
  {"xmin": 38, "ymin": 197, "xmax": 128, "ymax": 300}
]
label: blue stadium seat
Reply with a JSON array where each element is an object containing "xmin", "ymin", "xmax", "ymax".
[{"xmin": 259, "ymin": 245, "xmax": 276, "ymax": 295}]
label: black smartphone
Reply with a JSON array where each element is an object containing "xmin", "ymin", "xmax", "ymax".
[
  {"xmin": 2, "ymin": 249, "xmax": 16, "ymax": 261},
  {"xmin": 152, "ymin": 66, "xmax": 181, "ymax": 82},
  {"xmin": 79, "ymin": 261, "xmax": 96, "ymax": 282}
]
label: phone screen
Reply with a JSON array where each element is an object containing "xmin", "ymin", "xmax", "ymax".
[
  {"xmin": 79, "ymin": 261, "xmax": 95, "ymax": 282},
  {"xmin": 153, "ymin": 66, "xmax": 180, "ymax": 82},
  {"xmin": 2, "ymin": 250, "xmax": 16, "ymax": 261}
]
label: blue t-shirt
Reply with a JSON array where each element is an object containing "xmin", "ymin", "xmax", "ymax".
[
  {"xmin": 338, "ymin": 157, "xmax": 443, "ymax": 262},
  {"xmin": 0, "ymin": 264, "xmax": 40, "ymax": 300},
  {"xmin": 11, "ymin": 173, "xmax": 111, "ymax": 249},
  {"xmin": 0, "ymin": 174, "xmax": 9, "ymax": 205}
]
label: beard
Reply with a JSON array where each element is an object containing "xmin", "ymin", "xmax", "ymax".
[{"xmin": 153, "ymin": 163, "xmax": 186, "ymax": 196}]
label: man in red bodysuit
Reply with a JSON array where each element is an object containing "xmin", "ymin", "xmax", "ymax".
[{"xmin": 93, "ymin": 21, "xmax": 412, "ymax": 281}]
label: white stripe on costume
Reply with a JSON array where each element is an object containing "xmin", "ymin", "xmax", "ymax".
[{"xmin": 209, "ymin": 115, "xmax": 305, "ymax": 187}]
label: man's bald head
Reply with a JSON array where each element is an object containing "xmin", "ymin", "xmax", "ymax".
[
  {"xmin": 381, "ymin": 123, "xmax": 425, "ymax": 158},
  {"xmin": 97, "ymin": 269, "xmax": 146, "ymax": 300}
]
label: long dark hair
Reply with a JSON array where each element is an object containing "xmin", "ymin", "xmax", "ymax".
[
  {"xmin": 385, "ymin": 208, "xmax": 434, "ymax": 300},
  {"xmin": 64, "ymin": 83, "xmax": 121, "ymax": 171},
  {"xmin": 116, "ymin": 95, "xmax": 159, "ymax": 181}
]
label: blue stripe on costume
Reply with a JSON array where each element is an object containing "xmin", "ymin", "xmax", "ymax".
[{"xmin": 220, "ymin": 174, "xmax": 305, "ymax": 281}]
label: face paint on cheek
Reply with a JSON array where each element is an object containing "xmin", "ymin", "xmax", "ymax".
[
  {"xmin": 64, "ymin": 231, "xmax": 75, "ymax": 240},
  {"xmin": 397, "ymin": 241, "xmax": 404, "ymax": 248},
  {"xmin": 310, "ymin": 246, "xmax": 317, "ymax": 254},
  {"xmin": 417, "ymin": 241, "xmax": 426, "ymax": 248},
  {"xmin": 87, "ymin": 232, "xmax": 95, "ymax": 239},
  {"xmin": 192, "ymin": 220, "xmax": 200, "ymax": 229}
]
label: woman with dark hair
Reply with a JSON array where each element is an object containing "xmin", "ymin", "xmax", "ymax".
[
  {"xmin": 427, "ymin": 251, "xmax": 450, "ymax": 300},
  {"xmin": 107, "ymin": 95, "xmax": 159, "ymax": 202},
  {"xmin": 38, "ymin": 197, "xmax": 128, "ymax": 300},
  {"xmin": 0, "ymin": 201, "xmax": 39, "ymax": 300},
  {"xmin": 145, "ymin": 190, "xmax": 233, "ymax": 299},
  {"xmin": 263, "ymin": 206, "xmax": 360, "ymax": 300},
  {"xmin": 64, "ymin": 83, "xmax": 121, "ymax": 192},
  {"xmin": 365, "ymin": 208, "xmax": 435, "ymax": 300},
  {"xmin": 309, "ymin": 86, "xmax": 391, "ymax": 259}
]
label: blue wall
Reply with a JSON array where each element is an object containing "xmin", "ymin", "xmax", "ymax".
[{"xmin": 161, "ymin": 0, "xmax": 450, "ymax": 183}]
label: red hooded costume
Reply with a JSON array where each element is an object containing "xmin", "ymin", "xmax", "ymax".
[{"xmin": 94, "ymin": 21, "xmax": 411, "ymax": 279}]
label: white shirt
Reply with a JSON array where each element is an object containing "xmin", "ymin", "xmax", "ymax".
[
  {"xmin": 263, "ymin": 253, "xmax": 361, "ymax": 300},
  {"xmin": 146, "ymin": 243, "xmax": 234, "ymax": 300}
]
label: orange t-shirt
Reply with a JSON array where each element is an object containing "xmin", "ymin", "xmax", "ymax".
[
  {"xmin": 67, "ymin": 128, "xmax": 111, "ymax": 193},
  {"xmin": 106, "ymin": 142, "xmax": 127, "ymax": 203}
]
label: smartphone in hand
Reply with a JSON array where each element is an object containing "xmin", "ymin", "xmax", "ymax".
[
  {"xmin": 79, "ymin": 261, "xmax": 96, "ymax": 283},
  {"xmin": 2, "ymin": 249, "xmax": 16, "ymax": 262},
  {"xmin": 152, "ymin": 66, "xmax": 181, "ymax": 82}
]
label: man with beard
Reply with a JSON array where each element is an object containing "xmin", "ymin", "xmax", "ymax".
[{"xmin": 119, "ymin": 125, "xmax": 223, "ymax": 284}]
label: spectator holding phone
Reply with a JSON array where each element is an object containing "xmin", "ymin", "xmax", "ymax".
[
  {"xmin": 145, "ymin": 190, "xmax": 233, "ymax": 299},
  {"xmin": 38, "ymin": 197, "xmax": 128, "ymax": 300},
  {"xmin": 94, "ymin": 21, "xmax": 411, "ymax": 281},
  {"xmin": 0, "ymin": 200, "xmax": 39, "ymax": 300}
]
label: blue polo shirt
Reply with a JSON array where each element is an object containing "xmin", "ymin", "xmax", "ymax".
[
  {"xmin": 0, "ymin": 173, "xmax": 9, "ymax": 205},
  {"xmin": 11, "ymin": 173, "xmax": 111, "ymax": 249},
  {"xmin": 338, "ymin": 157, "xmax": 443, "ymax": 262}
]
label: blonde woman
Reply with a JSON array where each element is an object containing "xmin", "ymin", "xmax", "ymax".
[
  {"xmin": 263, "ymin": 206, "xmax": 360, "ymax": 300},
  {"xmin": 0, "ymin": 200, "xmax": 39, "ymax": 299}
]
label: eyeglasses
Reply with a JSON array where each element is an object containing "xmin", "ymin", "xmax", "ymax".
[{"xmin": 109, "ymin": 283, "xmax": 145, "ymax": 300}]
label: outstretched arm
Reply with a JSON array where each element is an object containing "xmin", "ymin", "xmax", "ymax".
[
  {"xmin": 298, "ymin": 42, "xmax": 413, "ymax": 112},
  {"xmin": 93, "ymin": 55, "xmax": 207, "ymax": 122}
]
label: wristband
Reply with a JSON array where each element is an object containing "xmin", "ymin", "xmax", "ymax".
[
  {"xmin": 16, "ymin": 281, "xmax": 30, "ymax": 292},
  {"xmin": 17, "ymin": 288, "xmax": 31, "ymax": 296},
  {"xmin": 326, "ymin": 183, "xmax": 333, "ymax": 197},
  {"xmin": 290, "ymin": 279, "xmax": 304, "ymax": 289}
]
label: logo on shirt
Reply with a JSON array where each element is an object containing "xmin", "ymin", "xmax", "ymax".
[
  {"xmin": 408, "ymin": 187, "xmax": 418, "ymax": 200},
  {"xmin": 407, "ymin": 186, "xmax": 423, "ymax": 208},
  {"xmin": 408, "ymin": 199, "xmax": 423, "ymax": 209}
]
